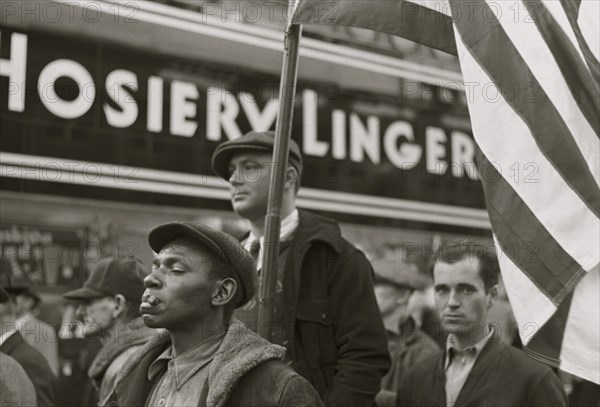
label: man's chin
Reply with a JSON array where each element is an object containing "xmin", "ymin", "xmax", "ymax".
[{"xmin": 141, "ymin": 314, "xmax": 163, "ymax": 329}]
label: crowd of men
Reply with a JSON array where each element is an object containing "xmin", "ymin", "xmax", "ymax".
[{"xmin": 0, "ymin": 131, "xmax": 574, "ymax": 406}]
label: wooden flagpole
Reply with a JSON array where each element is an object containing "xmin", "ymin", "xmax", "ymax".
[{"xmin": 257, "ymin": 16, "xmax": 302, "ymax": 340}]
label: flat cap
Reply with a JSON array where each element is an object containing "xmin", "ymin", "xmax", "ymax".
[
  {"xmin": 148, "ymin": 222, "xmax": 255, "ymax": 308},
  {"xmin": 372, "ymin": 258, "xmax": 431, "ymax": 290},
  {"xmin": 211, "ymin": 131, "xmax": 303, "ymax": 180},
  {"xmin": 63, "ymin": 257, "xmax": 147, "ymax": 303}
]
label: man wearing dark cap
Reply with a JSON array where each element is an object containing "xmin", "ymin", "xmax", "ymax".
[
  {"xmin": 0, "ymin": 273, "xmax": 57, "ymax": 407},
  {"xmin": 109, "ymin": 222, "xmax": 322, "ymax": 407},
  {"xmin": 63, "ymin": 257, "xmax": 154, "ymax": 406},
  {"xmin": 371, "ymin": 256, "xmax": 440, "ymax": 407},
  {"xmin": 212, "ymin": 131, "xmax": 390, "ymax": 407}
]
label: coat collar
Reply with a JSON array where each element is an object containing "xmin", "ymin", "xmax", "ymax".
[{"xmin": 115, "ymin": 319, "xmax": 285, "ymax": 407}]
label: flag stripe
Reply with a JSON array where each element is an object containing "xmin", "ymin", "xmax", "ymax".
[
  {"xmin": 451, "ymin": 0, "xmax": 600, "ymax": 216},
  {"xmin": 477, "ymin": 149, "xmax": 585, "ymax": 303},
  {"xmin": 292, "ymin": 0, "xmax": 457, "ymax": 55},
  {"xmin": 559, "ymin": 0, "xmax": 600, "ymax": 88},
  {"xmin": 577, "ymin": 1, "xmax": 600, "ymax": 63},
  {"xmin": 524, "ymin": 292, "xmax": 573, "ymax": 367},
  {"xmin": 493, "ymin": 235, "xmax": 557, "ymax": 344},
  {"xmin": 450, "ymin": 10, "xmax": 600, "ymax": 273},
  {"xmin": 529, "ymin": 0, "xmax": 600, "ymax": 136},
  {"xmin": 559, "ymin": 265, "xmax": 600, "ymax": 384},
  {"xmin": 488, "ymin": 0, "xmax": 600, "ymax": 187}
]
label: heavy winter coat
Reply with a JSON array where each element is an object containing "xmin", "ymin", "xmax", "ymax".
[
  {"xmin": 278, "ymin": 210, "xmax": 390, "ymax": 407},
  {"xmin": 108, "ymin": 319, "xmax": 322, "ymax": 407}
]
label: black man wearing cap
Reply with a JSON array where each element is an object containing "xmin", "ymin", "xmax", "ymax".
[
  {"xmin": 109, "ymin": 222, "xmax": 322, "ymax": 407},
  {"xmin": 63, "ymin": 257, "xmax": 154, "ymax": 406},
  {"xmin": 212, "ymin": 131, "xmax": 390, "ymax": 407}
]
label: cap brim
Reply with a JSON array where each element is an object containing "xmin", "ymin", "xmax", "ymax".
[
  {"xmin": 212, "ymin": 144, "xmax": 272, "ymax": 180},
  {"xmin": 63, "ymin": 286, "xmax": 105, "ymax": 300},
  {"xmin": 149, "ymin": 223, "xmax": 225, "ymax": 258}
]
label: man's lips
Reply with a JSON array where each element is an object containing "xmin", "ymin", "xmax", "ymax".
[{"xmin": 141, "ymin": 292, "xmax": 160, "ymax": 307}]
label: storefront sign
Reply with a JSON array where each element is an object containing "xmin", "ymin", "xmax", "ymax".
[{"xmin": 1, "ymin": 26, "xmax": 485, "ymax": 209}]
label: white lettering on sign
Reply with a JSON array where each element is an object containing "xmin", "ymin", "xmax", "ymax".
[
  {"xmin": 170, "ymin": 80, "xmax": 198, "ymax": 137},
  {"xmin": 426, "ymin": 126, "xmax": 448, "ymax": 175},
  {"xmin": 0, "ymin": 32, "xmax": 27, "ymax": 112},
  {"xmin": 383, "ymin": 121, "xmax": 422, "ymax": 169},
  {"xmin": 1, "ymin": 31, "xmax": 480, "ymax": 181},
  {"xmin": 147, "ymin": 76, "xmax": 164, "ymax": 133},
  {"xmin": 206, "ymin": 85, "xmax": 242, "ymax": 141},
  {"xmin": 350, "ymin": 114, "xmax": 380, "ymax": 164},
  {"xmin": 104, "ymin": 69, "xmax": 138, "ymax": 128},
  {"xmin": 303, "ymin": 89, "xmax": 328, "ymax": 157},
  {"xmin": 37, "ymin": 59, "xmax": 95, "ymax": 119}
]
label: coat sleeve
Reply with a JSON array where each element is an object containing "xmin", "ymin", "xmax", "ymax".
[
  {"xmin": 525, "ymin": 368, "xmax": 568, "ymax": 407},
  {"xmin": 278, "ymin": 374, "xmax": 324, "ymax": 407},
  {"xmin": 326, "ymin": 249, "xmax": 391, "ymax": 407}
]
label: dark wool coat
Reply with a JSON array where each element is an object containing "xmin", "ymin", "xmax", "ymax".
[
  {"xmin": 396, "ymin": 337, "xmax": 568, "ymax": 407},
  {"xmin": 277, "ymin": 210, "xmax": 390, "ymax": 407},
  {"xmin": 107, "ymin": 320, "xmax": 322, "ymax": 407},
  {"xmin": 0, "ymin": 331, "xmax": 57, "ymax": 407}
]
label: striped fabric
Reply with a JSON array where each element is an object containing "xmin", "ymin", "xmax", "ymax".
[{"xmin": 291, "ymin": 0, "xmax": 600, "ymax": 384}]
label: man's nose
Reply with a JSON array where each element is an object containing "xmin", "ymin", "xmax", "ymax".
[
  {"xmin": 144, "ymin": 270, "xmax": 162, "ymax": 288},
  {"xmin": 447, "ymin": 290, "xmax": 460, "ymax": 308},
  {"xmin": 228, "ymin": 166, "xmax": 242, "ymax": 185},
  {"xmin": 75, "ymin": 304, "xmax": 86, "ymax": 319}
]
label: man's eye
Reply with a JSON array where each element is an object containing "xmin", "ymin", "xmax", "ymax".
[
  {"xmin": 244, "ymin": 163, "xmax": 260, "ymax": 171},
  {"xmin": 460, "ymin": 287, "xmax": 474, "ymax": 295},
  {"xmin": 435, "ymin": 287, "xmax": 448, "ymax": 295}
]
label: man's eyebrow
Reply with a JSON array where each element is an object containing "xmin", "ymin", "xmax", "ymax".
[{"xmin": 456, "ymin": 283, "xmax": 477, "ymax": 290}]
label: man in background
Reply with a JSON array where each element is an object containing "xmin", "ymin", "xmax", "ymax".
[
  {"xmin": 12, "ymin": 285, "xmax": 60, "ymax": 375},
  {"xmin": 397, "ymin": 240, "xmax": 567, "ymax": 407},
  {"xmin": 63, "ymin": 257, "xmax": 154, "ymax": 406},
  {"xmin": 372, "ymin": 256, "xmax": 439, "ymax": 407}
]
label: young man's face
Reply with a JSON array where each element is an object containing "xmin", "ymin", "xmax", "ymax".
[
  {"xmin": 433, "ymin": 257, "xmax": 496, "ymax": 339},
  {"xmin": 226, "ymin": 152, "xmax": 273, "ymax": 222},
  {"xmin": 141, "ymin": 238, "xmax": 220, "ymax": 332},
  {"xmin": 76, "ymin": 297, "xmax": 117, "ymax": 338}
]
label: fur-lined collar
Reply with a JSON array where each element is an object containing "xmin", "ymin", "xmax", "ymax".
[{"xmin": 116, "ymin": 319, "xmax": 285, "ymax": 407}]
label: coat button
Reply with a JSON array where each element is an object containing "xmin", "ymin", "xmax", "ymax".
[{"xmin": 321, "ymin": 313, "xmax": 327, "ymax": 320}]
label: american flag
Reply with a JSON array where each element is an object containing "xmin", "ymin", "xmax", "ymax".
[{"xmin": 291, "ymin": 0, "xmax": 600, "ymax": 384}]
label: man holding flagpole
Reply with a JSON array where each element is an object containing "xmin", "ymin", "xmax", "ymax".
[{"xmin": 212, "ymin": 130, "xmax": 390, "ymax": 406}]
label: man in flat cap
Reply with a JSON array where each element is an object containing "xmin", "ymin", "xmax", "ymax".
[
  {"xmin": 109, "ymin": 222, "xmax": 322, "ymax": 407},
  {"xmin": 63, "ymin": 257, "xmax": 154, "ymax": 406},
  {"xmin": 212, "ymin": 131, "xmax": 390, "ymax": 407},
  {"xmin": 371, "ymin": 256, "xmax": 440, "ymax": 407}
]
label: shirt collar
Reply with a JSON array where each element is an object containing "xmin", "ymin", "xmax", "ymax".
[
  {"xmin": 244, "ymin": 209, "xmax": 299, "ymax": 269},
  {"xmin": 148, "ymin": 329, "xmax": 225, "ymax": 387},
  {"xmin": 444, "ymin": 325, "xmax": 494, "ymax": 370}
]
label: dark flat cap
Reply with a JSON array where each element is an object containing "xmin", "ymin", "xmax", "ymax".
[
  {"xmin": 211, "ymin": 131, "xmax": 303, "ymax": 180},
  {"xmin": 148, "ymin": 222, "xmax": 255, "ymax": 308},
  {"xmin": 63, "ymin": 257, "xmax": 147, "ymax": 303}
]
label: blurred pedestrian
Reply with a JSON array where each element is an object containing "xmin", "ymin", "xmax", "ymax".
[
  {"xmin": 397, "ymin": 240, "xmax": 567, "ymax": 407},
  {"xmin": 212, "ymin": 131, "xmax": 390, "ymax": 406},
  {"xmin": 0, "ymin": 282, "xmax": 57, "ymax": 407},
  {"xmin": 12, "ymin": 286, "xmax": 60, "ymax": 375},
  {"xmin": 63, "ymin": 257, "xmax": 154, "ymax": 406},
  {"xmin": 109, "ymin": 222, "xmax": 322, "ymax": 407},
  {"xmin": 372, "ymin": 257, "xmax": 439, "ymax": 407}
]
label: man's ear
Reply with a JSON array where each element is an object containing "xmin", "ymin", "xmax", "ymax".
[
  {"xmin": 284, "ymin": 166, "xmax": 299, "ymax": 191},
  {"xmin": 212, "ymin": 278, "xmax": 237, "ymax": 307},
  {"xmin": 487, "ymin": 285, "xmax": 498, "ymax": 309},
  {"xmin": 112, "ymin": 294, "xmax": 127, "ymax": 318}
]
